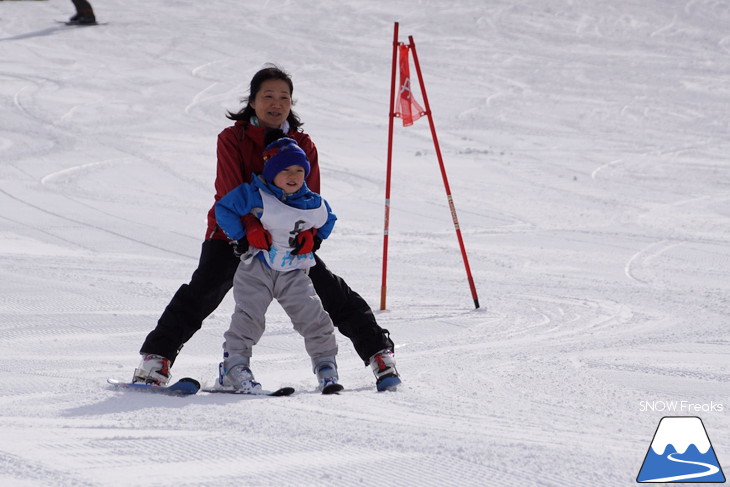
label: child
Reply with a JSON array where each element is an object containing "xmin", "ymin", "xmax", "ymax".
[{"xmin": 214, "ymin": 136, "xmax": 340, "ymax": 393}]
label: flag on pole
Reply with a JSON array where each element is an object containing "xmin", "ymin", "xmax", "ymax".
[
  {"xmin": 397, "ymin": 43, "xmax": 425, "ymax": 127},
  {"xmin": 382, "ymin": 23, "xmax": 480, "ymax": 310}
]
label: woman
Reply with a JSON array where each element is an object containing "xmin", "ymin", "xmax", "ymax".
[{"xmin": 133, "ymin": 65, "xmax": 400, "ymax": 392}]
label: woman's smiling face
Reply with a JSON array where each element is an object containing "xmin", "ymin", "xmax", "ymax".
[{"xmin": 250, "ymin": 79, "xmax": 291, "ymax": 129}]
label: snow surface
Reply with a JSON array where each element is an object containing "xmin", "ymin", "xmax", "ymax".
[{"xmin": 1, "ymin": 0, "xmax": 730, "ymax": 485}]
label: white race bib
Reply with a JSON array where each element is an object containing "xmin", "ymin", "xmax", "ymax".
[{"xmin": 257, "ymin": 190, "xmax": 328, "ymax": 271}]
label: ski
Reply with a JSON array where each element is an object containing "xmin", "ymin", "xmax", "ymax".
[
  {"xmin": 202, "ymin": 386, "xmax": 295, "ymax": 397},
  {"xmin": 376, "ymin": 375, "xmax": 401, "ymax": 392},
  {"xmin": 107, "ymin": 377, "xmax": 200, "ymax": 396},
  {"xmin": 56, "ymin": 20, "xmax": 109, "ymax": 26},
  {"xmin": 321, "ymin": 383, "xmax": 344, "ymax": 395}
]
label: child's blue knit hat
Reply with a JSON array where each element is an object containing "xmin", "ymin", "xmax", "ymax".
[{"xmin": 262, "ymin": 137, "xmax": 310, "ymax": 183}]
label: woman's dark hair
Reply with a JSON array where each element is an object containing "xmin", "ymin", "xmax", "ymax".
[{"xmin": 227, "ymin": 64, "xmax": 302, "ymax": 131}]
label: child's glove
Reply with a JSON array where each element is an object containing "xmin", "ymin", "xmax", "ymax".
[
  {"xmin": 291, "ymin": 229, "xmax": 321, "ymax": 255},
  {"xmin": 243, "ymin": 213, "xmax": 271, "ymax": 250}
]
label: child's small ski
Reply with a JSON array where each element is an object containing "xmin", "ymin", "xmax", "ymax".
[
  {"xmin": 202, "ymin": 386, "xmax": 295, "ymax": 397},
  {"xmin": 107, "ymin": 377, "xmax": 200, "ymax": 396},
  {"xmin": 321, "ymin": 383, "xmax": 344, "ymax": 395}
]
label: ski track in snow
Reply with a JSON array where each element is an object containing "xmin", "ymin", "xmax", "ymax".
[{"xmin": 2, "ymin": 0, "xmax": 730, "ymax": 485}]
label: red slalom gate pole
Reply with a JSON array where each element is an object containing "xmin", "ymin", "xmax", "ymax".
[
  {"xmin": 407, "ymin": 35, "xmax": 480, "ymax": 308},
  {"xmin": 380, "ymin": 22, "xmax": 399, "ymax": 311}
]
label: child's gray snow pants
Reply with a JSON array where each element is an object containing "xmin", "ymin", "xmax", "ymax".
[{"xmin": 224, "ymin": 258, "xmax": 337, "ymax": 368}]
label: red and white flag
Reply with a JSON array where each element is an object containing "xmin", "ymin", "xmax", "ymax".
[{"xmin": 397, "ymin": 44, "xmax": 425, "ymax": 127}]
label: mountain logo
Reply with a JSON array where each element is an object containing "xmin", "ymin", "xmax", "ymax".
[{"xmin": 637, "ymin": 416, "xmax": 725, "ymax": 483}]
